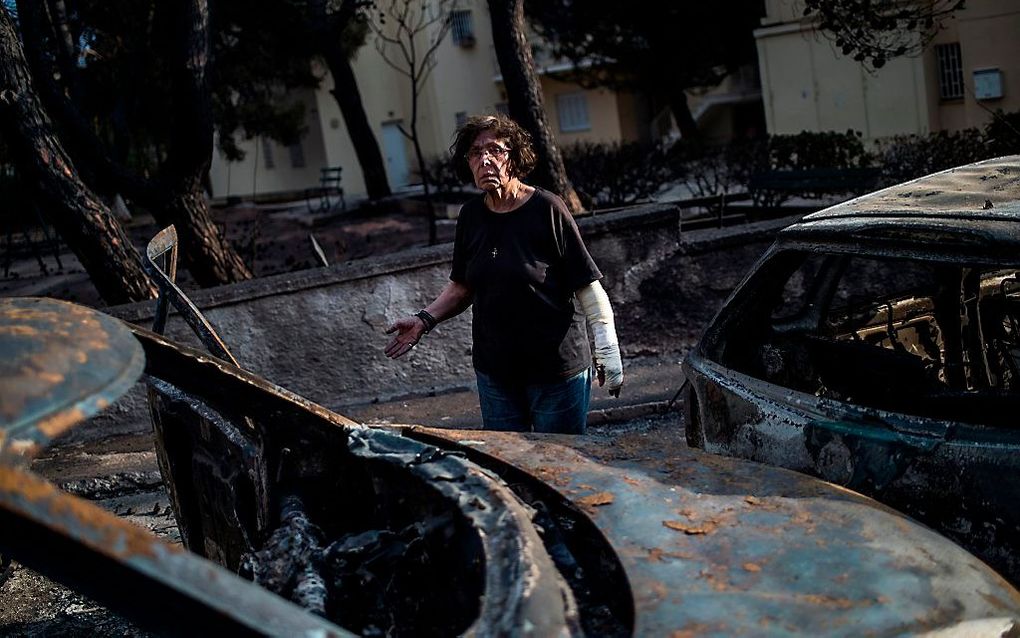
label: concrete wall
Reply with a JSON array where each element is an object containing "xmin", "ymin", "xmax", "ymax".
[{"xmin": 105, "ymin": 207, "xmax": 792, "ymax": 414}]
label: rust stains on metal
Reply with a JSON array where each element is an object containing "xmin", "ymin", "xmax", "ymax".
[
  {"xmin": 410, "ymin": 424, "xmax": 1020, "ymax": 635},
  {"xmin": 798, "ymin": 594, "xmax": 857, "ymax": 610},
  {"xmin": 670, "ymin": 625, "xmax": 714, "ymax": 638},
  {"xmin": 0, "ymin": 297, "xmax": 144, "ymax": 456},
  {"xmin": 0, "ymin": 465, "xmax": 178, "ymax": 561},
  {"xmin": 5, "ymin": 439, "xmax": 39, "ymax": 458},
  {"xmin": 979, "ymin": 589, "xmax": 1020, "ymax": 612},
  {"xmin": 35, "ymin": 406, "xmax": 86, "ymax": 439}
]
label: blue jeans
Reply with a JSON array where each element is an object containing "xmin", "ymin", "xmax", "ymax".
[{"xmin": 475, "ymin": 368, "xmax": 592, "ymax": 434}]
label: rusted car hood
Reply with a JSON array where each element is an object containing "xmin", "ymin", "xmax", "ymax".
[{"xmin": 407, "ymin": 424, "xmax": 1020, "ymax": 636}]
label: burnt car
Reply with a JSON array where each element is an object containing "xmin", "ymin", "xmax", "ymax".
[
  {"xmin": 683, "ymin": 156, "xmax": 1020, "ymax": 585},
  {"xmin": 3, "ymin": 219, "xmax": 1020, "ymax": 635}
]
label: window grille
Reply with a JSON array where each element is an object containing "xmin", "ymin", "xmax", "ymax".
[
  {"xmin": 288, "ymin": 139, "xmax": 306, "ymax": 169},
  {"xmin": 935, "ymin": 43, "xmax": 964, "ymax": 100},
  {"xmin": 557, "ymin": 92, "xmax": 591, "ymax": 133},
  {"xmin": 261, "ymin": 138, "xmax": 275, "ymax": 170},
  {"xmin": 451, "ymin": 10, "xmax": 474, "ymax": 47}
]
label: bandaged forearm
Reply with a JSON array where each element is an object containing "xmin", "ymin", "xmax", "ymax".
[{"xmin": 576, "ymin": 281, "xmax": 623, "ymax": 392}]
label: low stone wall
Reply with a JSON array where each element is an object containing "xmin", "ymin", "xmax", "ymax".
[{"xmin": 104, "ymin": 205, "xmax": 797, "ymax": 414}]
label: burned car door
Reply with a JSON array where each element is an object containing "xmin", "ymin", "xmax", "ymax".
[{"xmin": 686, "ymin": 249, "xmax": 1020, "ymax": 581}]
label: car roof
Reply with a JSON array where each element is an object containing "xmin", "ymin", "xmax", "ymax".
[{"xmin": 779, "ymin": 156, "xmax": 1020, "ymax": 258}]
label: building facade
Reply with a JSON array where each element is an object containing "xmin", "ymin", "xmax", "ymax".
[
  {"xmin": 755, "ymin": 0, "xmax": 1020, "ymax": 140},
  {"xmin": 209, "ymin": 2, "xmax": 652, "ymax": 202}
]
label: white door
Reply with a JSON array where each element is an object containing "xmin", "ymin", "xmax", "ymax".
[{"xmin": 381, "ymin": 122, "xmax": 410, "ymax": 188}]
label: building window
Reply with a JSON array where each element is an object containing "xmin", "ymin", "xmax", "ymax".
[
  {"xmin": 935, "ymin": 43, "xmax": 964, "ymax": 100},
  {"xmin": 451, "ymin": 10, "xmax": 474, "ymax": 47},
  {"xmin": 455, "ymin": 111, "xmax": 468, "ymax": 128},
  {"xmin": 261, "ymin": 138, "xmax": 275, "ymax": 170},
  {"xmin": 288, "ymin": 139, "xmax": 306, "ymax": 169},
  {"xmin": 557, "ymin": 92, "xmax": 590, "ymax": 132}
]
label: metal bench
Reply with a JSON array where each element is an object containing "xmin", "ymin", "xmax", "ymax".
[{"xmin": 305, "ymin": 166, "xmax": 345, "ymax": 214}]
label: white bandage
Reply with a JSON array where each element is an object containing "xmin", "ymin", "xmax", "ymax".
[{"xmin": 575, "ymin": 280, "xmax": 623, "ymax": 394}]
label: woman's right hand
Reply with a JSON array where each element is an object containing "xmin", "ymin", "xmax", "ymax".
[{"xmin": 384, "ymin": 316, "xmax": 426, "ymax": 359}]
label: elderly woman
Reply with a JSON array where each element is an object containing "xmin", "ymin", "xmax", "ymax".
[{"xmin": 384, "ymin": 114, "xmax": 623, "ymax": 434}]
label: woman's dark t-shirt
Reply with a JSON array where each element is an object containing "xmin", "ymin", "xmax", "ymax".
[{"xmin": 450, "ymin": 188, "xmax": 602, "ymax": 384}]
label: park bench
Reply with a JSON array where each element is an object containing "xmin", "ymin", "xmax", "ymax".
[
  {"xmin": 305, "ymin": 166, "xmax": 345, "ymax": 214},
  {"xmin": 749, "ymin": 167, "xmax": 881, "ymax": 207}
]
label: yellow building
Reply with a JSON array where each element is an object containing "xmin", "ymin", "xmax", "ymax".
[
  {"xmin": 755, "ymin": 0, "xmax": 1020, "ymax": 140},
  {"xmin": 209, "ymin": 2, "xmax": 652, "ymax": 202}
]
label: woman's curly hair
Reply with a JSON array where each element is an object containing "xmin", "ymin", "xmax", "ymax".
[{"xmin": 450, "ymin": 114, "xmax": 537, "ymax": 183}]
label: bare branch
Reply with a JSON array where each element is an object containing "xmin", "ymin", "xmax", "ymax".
[{"xmin": 373, "ymin": 36, "xmax": 413, "ymax": 78}]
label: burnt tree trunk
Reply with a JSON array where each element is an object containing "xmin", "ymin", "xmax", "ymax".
[
  {"xmin": 0, "ymin": 7, "xmax": 155, "ymax": 304},
  {"xmin": 487, "ymin": 0, "xmax": 582, "ymax": 213},
  {"xmin": 323, "ymin": 49, "xmax": 393, "ymax": 201},
  {"xmin": 14, "ymin": 0, "xmax": 136, "ymax": 196},
  {"xmin": 15, "ymin": 0, "xmax": 251, "ymax": 287},
  {"xmin": 306, "ymin": 0, "xmax": 391, "ymax": 202},
  {"xmin": 668, "ymin": 88, "xmax": 700, "ymax": 141},
  {"xmin": 154, "ymin": 0, "xmax": 251, "ymax": 285}
]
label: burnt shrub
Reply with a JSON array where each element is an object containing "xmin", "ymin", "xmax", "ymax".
[
  {"xmin": 876, "ymin": 129, "xmax": 988, "ymax": 183},
  {"xmin": 983, "ymin": 109, "xmax": 1020, "ymax": 156},
  {"xmin": 678, "ymin": 130, "xmax": 873, "ymax": 208},
  {"xmin": 561, "ymin": 141, "xmax": 675, "ymax": 209},
  {"xmin": 752, "ymin": 130, "xmax": 875, "ymax": 207},
  {"xmin": 876, "ymin": 109, "xmax": 1020, "ymax": 183},
  {"xmin": 422, "ymin": 154, "xmax": 469, "ymax": 197},
  {"xmin": 671, "ymin": 138, "xmax": 763, "ymax": 201}
]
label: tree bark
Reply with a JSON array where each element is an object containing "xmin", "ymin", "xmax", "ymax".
[
  {"xmin": 16, "ymin": 0, "xmax": 251, "ymax": 287},
  {"xmin": 486, "ymin": 0, "xmax": 582, "ymax": 213},
  {"xmin": 155, "ymin": 0, "xmax": 251, "ymax": 285},
  {"xmin": 323, "ymin": 48, "xmax": 393, "ymax": 201},
  {"xmin": 0, "ymin": 7, "xmax": 155, "ymax": 304},
  {"xmin": 668, "ymin": 88, "xmax": 700, "ymax": 141}
]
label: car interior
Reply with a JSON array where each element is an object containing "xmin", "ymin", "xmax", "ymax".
[{"xmin": 713, "ymin": 251, "xmax": 1020, "ymax": 427}]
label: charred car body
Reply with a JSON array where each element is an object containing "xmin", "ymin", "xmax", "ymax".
[
  {"xmin": 684, "ymin": 156, "xmax": 1020, "ymax": 585},
  {"xmin": 3, "ymin": 210, "xmax": 1020, "ymax": 635}
]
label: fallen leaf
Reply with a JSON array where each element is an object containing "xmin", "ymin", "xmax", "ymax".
[
  {"xmin": 578, "ymin": 491, "xmax": 614, "ymax": 507},
  {"xmin": 743, "ymin": 562, "xmax": 761, "ymax": 572},
  {"xmin": 663, "ymin": 519, "xmax": 718, "ymax": 535}
]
